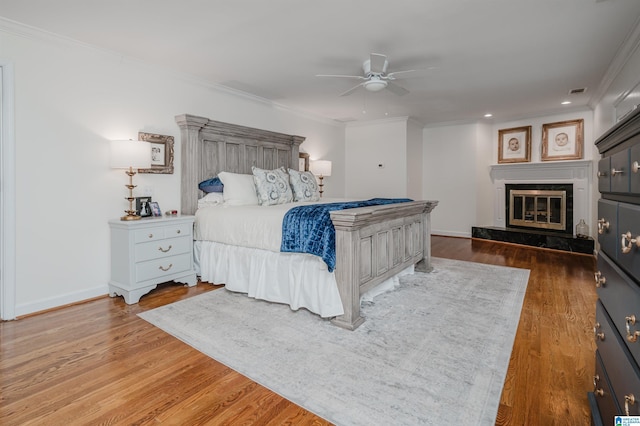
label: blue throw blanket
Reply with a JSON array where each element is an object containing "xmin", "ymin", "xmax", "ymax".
[{"xmin": 281, "ymin": 198, "xmax": 412, "ymax": 272}]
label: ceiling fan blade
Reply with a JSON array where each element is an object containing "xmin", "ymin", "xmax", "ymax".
[
  {"xmin": 316, "ymin": 74, "xmax": 366, "ymax": 79},
  {"xmin": 369, "ymin": 53, "xmax": 387, "ymax": 74},
  {"xmin": 386, "ymin": 81, "xmax": 409, "ymax": 96},
  {"xmin": 385, "ymin": 69, "xmax": 416, "ymax": 80},
  {"xmin": 339, "ymin": 83, "xmax": 364, "ymax": 97}
]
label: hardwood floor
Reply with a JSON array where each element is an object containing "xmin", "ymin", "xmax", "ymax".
[{"xmin": 0, "ymin": 236, "xmax": 597, "ymax": 425}]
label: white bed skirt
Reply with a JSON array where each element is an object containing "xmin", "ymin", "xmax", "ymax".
[{"xmin": 194, "ymin": 241, "xmax": 415, "ymax": 319}]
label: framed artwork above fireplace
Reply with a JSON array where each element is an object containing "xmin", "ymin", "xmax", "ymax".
[
  {"xmin": 541, "ymin": 119, "xmax": 584, "ymax": 161},
  {"xmin": 497, "ymin": 126, "xmax": 531, "ymax": 164}
]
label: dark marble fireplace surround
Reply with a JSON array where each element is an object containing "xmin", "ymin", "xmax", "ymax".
[{"xmin": 473, "ymin": 182, "xmax": 594, "ymax": 254}]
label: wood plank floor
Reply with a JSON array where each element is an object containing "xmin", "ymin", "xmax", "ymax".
[{"xmin": 0, "ymin": 236, "xmax": 597, "ymax": 425}]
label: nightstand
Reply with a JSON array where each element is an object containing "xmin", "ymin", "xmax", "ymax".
[{"xmin": 108, "ymin": 215, "xmax": 197, "ymax": 304}]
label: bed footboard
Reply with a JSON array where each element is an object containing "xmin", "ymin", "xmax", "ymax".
[{"xmin": 329, "ymin": 200, "xmax": 438, "ymax": 330}]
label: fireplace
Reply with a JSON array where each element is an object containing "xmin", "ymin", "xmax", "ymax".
[{"xmin": 505, "ymin": 183, "xmax": 573, "ymax": 234}]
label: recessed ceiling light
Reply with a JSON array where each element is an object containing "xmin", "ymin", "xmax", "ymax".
[
  {"xmin": 561, "ymin": 101, "xmax": 572, "ymax": 105},
  {"xmin": 484, "ymin": 113, "xmax": 493, "ymax": 118}
]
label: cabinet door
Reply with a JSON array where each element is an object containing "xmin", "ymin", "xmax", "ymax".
[
  {"xmin": 611, "ymin": 149, "xmax": 630, "ymax": 194},
  {"xmin": 631, "ymin": 143, "xmax": 640, "ymax": 194},
  {"xmin": 598, "ymin": 199, "xmax": 618, "ymax": 259},
  {"xmin": 598, "ymin": 157, "xmax": 611, "ymax": 194}
]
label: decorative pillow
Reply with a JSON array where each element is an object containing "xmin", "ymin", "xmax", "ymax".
[
  {"xmin": 288, "ymin": 168, "xmax": 320, "ymax": 202},
  {"xmin": 197, "ymin": 192, "xmax": 225, "ymax": 209},
  {"xmin": 198, "ymin": 176, "xmax": 224, "ymax": 193},
  {"xmin": 251, "ymin": 166, "xmax": 293, "ymax": 206},
  {"xmin": 217, "ymin": 172, "xmax": 259, "ymax": 206}
]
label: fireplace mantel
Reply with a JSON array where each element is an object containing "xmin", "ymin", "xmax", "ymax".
[{"xmin": 489, "ymin": 160, "xmax": 594, "ymax": 234}]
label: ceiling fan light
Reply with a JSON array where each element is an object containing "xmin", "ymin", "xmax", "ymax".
[{"xmin": 364, "ymin": 80, "xmax": 387, "ymax": 92}]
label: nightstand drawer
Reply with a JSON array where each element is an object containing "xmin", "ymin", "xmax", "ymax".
[
  {"xmin": 136, "ymin": 253, "xmax": 192, "ymax": 282},
  {"xmin": 133, "ymin": 222, "xmax": 192, "ymax": 243},
  {"xmin": 135, "ymin": 235, "xmax": 192, "ymax": 262}
]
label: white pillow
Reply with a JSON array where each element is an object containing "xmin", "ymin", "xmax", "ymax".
[
  {"xmin": 217, "ymin": 172, "xmax": 259, "ymax": 206},
  {"xmin": 197, "ymin": 192, "xmax": 225, "ymax": 209},
  {"xmin": 288, "ymin": 168, "xmax": 320, "ymax": 202},
  {"xmin": 252, "ymin": 166, "xmax": 293, "ymax": 206}
]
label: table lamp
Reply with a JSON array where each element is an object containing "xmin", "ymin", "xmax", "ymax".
[
  {"xmin": 110, "ymin": 139, "xmax": 151, "ymax": 220},
  {"xmin": 310, "ymin": 160, "xmax": 332, "ymax": 197}
]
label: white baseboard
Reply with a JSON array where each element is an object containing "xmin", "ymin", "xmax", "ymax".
[{"xmin": 15, "ymin": 285, "xmax": 108, "ymax": 318}]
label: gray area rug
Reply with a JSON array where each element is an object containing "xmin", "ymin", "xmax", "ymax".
[{"xmin": 139, "ymin": 257, "xmax": 530, "ymax": 425}]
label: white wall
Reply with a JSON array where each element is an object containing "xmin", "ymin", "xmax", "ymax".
[
  {"xmin": 406, "ymin": 119, "xmax": 423, "ymax": 200},
  {"xmin": 1, "ymin": 26, "xmax": 345, "ymax": 316},
  {"xmin": 423, "ymin": 123, "xmax": 479, "ymax": 237},
  {"xmin": 345, "ymin": 117, "xmax": 408, "ymax": 198}
]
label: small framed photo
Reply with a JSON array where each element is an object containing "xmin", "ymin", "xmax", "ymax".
[
  {"xmin": 137, "ymin": 132, "xmax": 174, "ymax": 174},
  {"xmin": 149, "ymin": 201, "xmax": 162, "ymax": 217},
  {"xmin": 135, "ymin": 196, "xmax": 153, "ymax": 217},
  {"xmin": 498, "ymin": 126, "xmax": 531, "ymax": 164},
  {"xmin": 541, "ymin": 119, "xmax": 584, "ymax": 161}
]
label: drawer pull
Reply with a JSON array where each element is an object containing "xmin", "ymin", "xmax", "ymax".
[
  {"xmin": 158, "ymin": 245, "xmax": 172, "ymax": 253},
  {"xmin": 594, "ymin": 271, "xmax": 606, "ymax": 288},
  {"xmin": 159, "ymin": 263, "xmax": 173, "ymax": 272},
  {"xmin": 621, "ymin": 231, "xmax": 640, "ymax": 254},
  {"xmin": 597, "ymin": 170, "xmax": 608, "ymax": 178},
  {"xmin": 633, "ymin": 161, "xmax": 639, "ymax": 174},
  {"xmin": 626, "ymin": 315, "xmax": 640, "ymax": 343},
  {"xmin": 176, "ymin": 230, "xmax": 181, "ymax": 234},
  {"xmin": 597, "ymin": 218, "xmax": 609, "ymax": 234},
  {"xmin": 148, "ymin": 233, "xmax": 154, "ymax": 239},
  {"xmin": 611, "ymin": 168, "xmax": 624, "ymax": 176},
  {"xmin": 593, "ymin": 374, "xmax": 604, "ymax": 396},
  {"xmin": 594, "ymin": 322, "xmax": 605, "ymax": 341},
  {"xmin": 626, "ymin": 394, "xmax": 636, "ymax": 416}
]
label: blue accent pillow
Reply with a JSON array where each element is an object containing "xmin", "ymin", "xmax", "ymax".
[{"xmin": 198, "ymin": 176, "xmax": 224, "ymax": 193}]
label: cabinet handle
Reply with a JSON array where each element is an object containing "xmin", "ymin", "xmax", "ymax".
[
  {"xmin": 159, "ymin": 263, "xmax": 173, "ymax": 272},
  {"xmin": 594, "ymin": 271, "xmax": 606, "ymax": 288},
  {"xmin": 633, "ymin": 161, "xmax": 639, "ymax": 174},
  {"xmin": 594, "ymin": 322, "xmax": 605, "ymax": 341},
  {"xmin": 626, "ymin": 315, "xmax": 640, "ymax": 343},
  {"xmin": 158, "ymin": 245, "xmax": 172, "ymax": 253},
  {"xmin": 148, "ymin": 233, "xmax": 154, "ymax": 239},
  {"xmin": 626, "ymin": 394, "xmax": 636, "ymax": 416},
  {"xmin": 597, "ymin": 218, "xmax": 609, "ymax": 234},
  {"xmin": 621, "ymin": 231, "xmax": 640, "ymax": 254},
  {"xmin": 176, "ymin": 230, "xmax": 181, "ymax": 234},
  {"xmin": 597, "ymin": 170, "xmax": 608, "ymax": 178},
  {"xmin": 611, "ymin": 168, "xmax": 624, "ymax": 176},
  {"xmin": 593, "ymin": 374, "xmax": 604, "ymax": 396}
]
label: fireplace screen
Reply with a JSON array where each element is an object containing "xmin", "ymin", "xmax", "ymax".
[{"xmin": 509, "ymin": 190, "xmax": 566, "ymax": 231}]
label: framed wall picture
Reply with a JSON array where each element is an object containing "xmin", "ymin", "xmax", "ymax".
[
  {"xmin": 135, "ymin": 196, "xmax": 153, "ymax": 217},
  {"xmin": 149, "ymin": 201, "xmax": 162, "ymax": 217},
  {"xmin": 298, "ymin": 152, "xmax": 310, "ymax": 171},
  {"xmin": 541, "ymin": 119, "xmax": 584, "ymax": 161},
  {"xmin": 137, "ymin": 132, "xmax": 174, "ymax": 174},
  {"xmin": 498, "ymin": 126, "xmax": 531, "ymax": 163}
]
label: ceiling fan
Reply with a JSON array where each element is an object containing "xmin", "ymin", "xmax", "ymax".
[{"xmin": 317, "ymin": 53, "xmax": 414, "ymax": 97}]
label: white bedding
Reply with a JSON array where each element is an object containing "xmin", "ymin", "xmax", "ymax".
[{"xmin": 194, "ymin": 198, "xmax": 347, "ymax": 252}]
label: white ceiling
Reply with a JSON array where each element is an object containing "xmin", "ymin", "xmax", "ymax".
[{"xmin": 2, "ymin": 0, "xmax": 640, "ymax": 125}]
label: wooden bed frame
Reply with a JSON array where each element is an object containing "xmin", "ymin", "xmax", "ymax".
[{"xmin": 176, "ymin": 114, "xmax": 438, "ymax": 330}]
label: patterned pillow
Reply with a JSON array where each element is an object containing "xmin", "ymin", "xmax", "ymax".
[
  {"xmin": 288, "ymin": 168, "xmax": 320, "ymax": 202},
  {"xmin": 251, "ymin": 166, "xmax": 293, "ymax": 206}
]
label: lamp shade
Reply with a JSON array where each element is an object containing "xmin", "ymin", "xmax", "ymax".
[
  {"xmin": 310, "ymin": 160, "xmax": 332, "ymax": 177},
  {"xmin": 110, "ymin": 140, "xmax": 152, "ymax": 169}
]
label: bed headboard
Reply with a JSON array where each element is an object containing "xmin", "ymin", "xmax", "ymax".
[{"xmin": 175, "ymin": 114, "xmax": 306, "ymax": 215}]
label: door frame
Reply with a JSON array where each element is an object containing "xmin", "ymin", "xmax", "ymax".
[{"xmin": 1, "ymin": 62, "xmax": 16, "ymax": 320}]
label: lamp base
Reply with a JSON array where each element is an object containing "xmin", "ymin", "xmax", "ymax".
[{"xmin": 121, "ymin": 211, "xmax": 142, "ymax": 221}]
